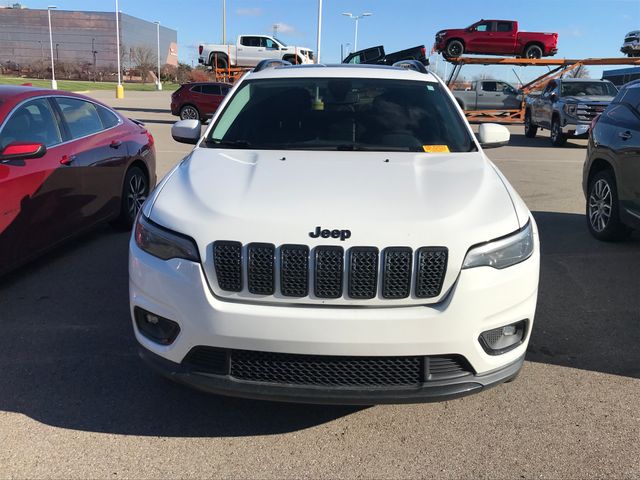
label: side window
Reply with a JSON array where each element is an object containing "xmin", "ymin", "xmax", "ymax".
[
  {"xmin": 190, "ymin": 85, "xmax": 202, "ymax": 93},
  {"xmin": 607, "ymin": 104, "xmax": 639, "ymax": 125},
  {"xmin": 498, "ymin": 82, "xmax": 516, "ymax": 94},
  {"xmin": 221, "ymin": 85, "xmax": 231, "ymax": 95},
  {"xmin": 544, "ymin": 81, "xmax": 556, "ymax": 96},
  {"xmin": 475, "ymin": 22, "xmax": 490, "ymax": 32},
  {"xmin": 481, "ymin": 81, "xmax": 498, "ymax": 92},
  {"xmin": 97, "ymin": 105, "xmax": 120, "ymax": 129},
  {"xmin": 55, "ymin": 97, "xmax": 104, "ymax": 139},
  {"xmin": 496, "ymin": 22, "xmax": 513, "ymax": 32},
  {"xmin": 0, "ymin": 97, "xmax": 62, "ymax": 149},
  {"xmin": 618, "ymin": 86, "xmax": 640, "ymax": 113},
  {"xmin": 240, "ymin": 36, "xmax": 260, "ymax": 47},
  {"xmin": 201, "ymin": 84, "xmax": 222, "ymax": 95},
  {"xmin": 347, "ymin": 54, "xmax": 362, "ymax": 64},
  {"xmin": 263, "ymin": 38, "xmax": 278, "ymax": 49}
]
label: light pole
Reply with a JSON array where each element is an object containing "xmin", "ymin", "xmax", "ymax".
[
  {"xmin": 115, "ymin": 0, "xmax": 124, "ymax": 98},
  {"xmin": 341, "ymin": 12, "xmax": 372, "ymax": 52},
  {"xmin": 47, "ymin": 5, "xmax": 57, "ymax": 89},
  {"xmin": 222, "ymin": 0, "xmax": 226, "ymax": 44},
  {"xmin": 316, "ymin": 0, "xmax": 322, "ymax": 63},
  {"xmin": 154, "ymin": 21, "xmax": 162, "ymax": 91}
]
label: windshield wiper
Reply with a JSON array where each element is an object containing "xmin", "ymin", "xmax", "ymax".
[{"xmin": 207, "ymin": 138, "xmax": 252, "ymax": 148}]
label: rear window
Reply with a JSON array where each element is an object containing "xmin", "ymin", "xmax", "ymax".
[
  {"xmin": 55, "ymin": 97, "xmax": 104, "ymax": 139},
  {"xmin": 206, "ymin": 77, "xmax": 476, "ymax": 152}
]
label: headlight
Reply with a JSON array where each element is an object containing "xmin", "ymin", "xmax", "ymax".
[
  {"xmin": 462, "ymin": 221, "xmax": 534, "ymax": 270},
  {"xmin": 135, "ymin": 214, "xmax": 200, "ymax": 262},
  {"xmin": 563, "ymin": 104, "xmax": 577, "ymax": 117}
]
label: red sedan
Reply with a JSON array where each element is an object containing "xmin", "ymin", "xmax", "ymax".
[
  {"xmin": 0, "ymin": 86, "xmax": 156, "ymax": 276},
  {"xmin": 170, "ymin": 82, "xmax": 231, "ymax": 122}
]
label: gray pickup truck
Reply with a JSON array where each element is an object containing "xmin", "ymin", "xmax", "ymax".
[
  {"xmin": 453, "ymin": 80, "xmax": 522, "ymax": 111},
  {"xmin": 525, "ymin": 78, "xmax": 618, "ymax": 146}
]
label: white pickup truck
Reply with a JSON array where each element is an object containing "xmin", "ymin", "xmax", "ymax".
[{"xmin": 198, "ymin": 35, "xmax": 314, "ymax": 68}]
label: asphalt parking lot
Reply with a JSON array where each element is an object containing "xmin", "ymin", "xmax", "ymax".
[{"xmin": 1, "ymin": 90, "xmax": 639, "ymax": 479}]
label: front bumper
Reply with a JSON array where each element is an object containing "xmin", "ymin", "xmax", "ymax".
[
  {"xmin": 139, "ymin": 346, "xmax": 525, "ymax": 404},
  {"xmin": 129, "ymin": 225, "xmax": 539, "ymax": 403},
  {"xmin": 561, "ymin": 122, "xmax": 590, "ymax": 137}
]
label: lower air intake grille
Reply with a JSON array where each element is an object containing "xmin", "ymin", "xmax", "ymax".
[
  {"xmin": 182, "ymin": 347, "xmax": 475, "ymax": 387},
  {"xmin": 213, "ymin": 241, "xmax": 242, "ymax": 292},
  {"xmin": 230, "ymin": 350, "xmax": 422, "ymax": 387},
  {"xmin": 314, "ymin": 246, "xmax": 344, "ymax": 298},
  {"xmin": 415, "ymin": 247, "xmax": 448, "ymax": 298}
]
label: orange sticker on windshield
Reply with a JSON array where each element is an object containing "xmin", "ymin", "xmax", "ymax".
[{"xmin": 423, "ymin": 145, "xmax": 450, "ymax": 153}]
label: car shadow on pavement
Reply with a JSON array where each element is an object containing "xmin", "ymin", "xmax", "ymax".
[
  {"xmin": 508, "ymin": 134, "xmax": 586, "ymax": 149},
  {"xmin": 0, "ymin": 211, "xmax": 637, "ymax": 437},
  {"xmin": 0, "ymin": 228, "xmax": 363, "ymax": 437},
  {"xmin": 528, "ymin": 211, "xmax": 640, "ymax": 379}
]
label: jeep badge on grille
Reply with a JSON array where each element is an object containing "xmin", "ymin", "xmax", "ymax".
[{"xmin": 309, "ymin": 226, "xmax": 352, "ymax": 241}]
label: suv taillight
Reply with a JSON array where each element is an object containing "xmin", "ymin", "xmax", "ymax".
[{"xmin": 199, "ymin": 45, "xmax": 203, "ymax": 55}]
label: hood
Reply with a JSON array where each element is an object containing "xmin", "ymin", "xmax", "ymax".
[
  {"xmin": 562, "ymin": 95, "xmax": 614, "ymax": 104},
  {"xmin": 148, "ymin": 149, "xmax": 522, "ymax": 306}
]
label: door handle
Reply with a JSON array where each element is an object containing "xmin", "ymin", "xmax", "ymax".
[
  {"xmin": 110, "ymin": 140, "xmax": 122, "ymax": 148},
  {"xmin": 60, "ymin": 154, "xmax": 76, "ymax": 165},
  {"xmin": 618, "ymin": 131, "xmax": 632, "ymax": 141}
]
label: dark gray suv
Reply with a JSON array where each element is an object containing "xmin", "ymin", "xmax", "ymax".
[
  {"xmin": 526, "ymin": 79, "xmax": 618, "ymax": 147},
  {"xmin": 583, "ymin": 80, "xmax": 640, "ymax": 240}
]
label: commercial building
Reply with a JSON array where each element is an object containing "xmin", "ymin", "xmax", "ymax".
[
  {"xmin": 0, "ymin": 6, "xmax": 177, "ymax": 71},
  {"xmin": 602, "ymin": 66, "xmax": 640, "ymax": 87}
]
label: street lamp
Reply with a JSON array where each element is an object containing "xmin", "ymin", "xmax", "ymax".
[
  {"xmin": 154, "ymin": 21, "xmax": 162, "ymax": 91},
  {"xmin": 341, "ymin": 12, "xmax": 372, "ymax": 52},
  {"xmin": 47, "ymin": 5, "xmax": 57, "ymax": 90},
  {"xmin": 115, "ymin": 0, "xmax": 124, "ymax": 98}
]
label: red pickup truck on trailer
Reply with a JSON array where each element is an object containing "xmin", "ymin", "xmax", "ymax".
[{"xmin": 434, "ymin": 20, "xmax": 558, "ymax": 59}]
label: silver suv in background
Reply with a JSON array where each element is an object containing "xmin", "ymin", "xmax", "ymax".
[
  {"xmin": 621, "ymin": 31, "xmax": 640, "ymax": 57},
  {"xmin": 524, "ymin": 78, "xmax": 618, "ymax": 146}
]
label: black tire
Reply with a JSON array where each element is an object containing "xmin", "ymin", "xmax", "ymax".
[
  {"xmin": 113, "ymin": 166, "xmax": 149, "ymax": 230},
  {"xmin": 524, "ymin": 44, "xmax": 543, "ymax": 59},
  {"xmin": 586, "ymin": 169, "xmax": 629, "ymax": 241},
  {"xmin": 179, "ymin": 104, "xmax": 200, "ymax": 121},
  {"xmin": 550, "ymin": 117, "xmax": 566, "ymax": 146},
  {"xmin": 445, "ymin": 40, "xmax": 464, "ymax": 58},
  {"xmin": 524, "ymin": 110, "xmax": 537, "ymax": 138},
  {"xmin": 211, "ymin": 54, "xmax": 228, "ymax": 69}
]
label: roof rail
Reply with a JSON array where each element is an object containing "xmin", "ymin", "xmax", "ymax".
[
  {"xmin": 254, "ymin": 59, "xmax": 292, "ymax": 72},
  {"xmin": 392, "ymin": 60, "xmax": 429, "ymax": 73}
]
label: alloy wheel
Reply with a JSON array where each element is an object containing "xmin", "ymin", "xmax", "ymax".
[
  {"xmin": 181, "ymin": 106, "xmax": 199, "ymax": 120},
  {"xmin": 588, "ymin": 179, "xmax": 612, "ymax": 232},
  {"xmin": 127, "ymin": 173, "xmax": 148, "ymax": 220}
]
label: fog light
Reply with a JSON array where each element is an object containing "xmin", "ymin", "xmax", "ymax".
[
  {"xmin": 479, "ymin": 320, "xmax": 527, "ymax": 355},
  {"xmin": 134, "ymin": 307, "xmax": 180, "ymax": 345}
]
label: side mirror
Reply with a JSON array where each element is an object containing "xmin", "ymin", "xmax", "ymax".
[
  {"xmin": 171, "ymin": 119, "xmax": 202, "ymax": 145},
  {"xmin": 550, "ymin": 92, "xmax": 557, "ymax": 102},
  {"xmin": 477, "ymin": 123, "xmax": 510, "ymax": 149},
  {"xmin": 0, "ymin": 142, "xmax": 47, "ymax": 162}
]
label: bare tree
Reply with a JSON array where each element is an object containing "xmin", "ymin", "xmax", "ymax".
[
  {"xmin": 564, "ymin": 66, "xmax": 591, "ymax": 79},
  {"xmin": 131, "ymin": 46, "xmax": 157, "ymax": 83}
]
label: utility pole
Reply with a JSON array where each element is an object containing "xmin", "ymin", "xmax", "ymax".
[
  {"xmin": 154, "ymin": 21, "xmax": 162, "ymax": 90},
  {"xmin": 272, "ymin": 23, "xmax": 278, "ymax": 38},
  {"xmin": 115, "ymin": 0, "xmax": 124, "ymax": 98},
  {"xmin": 55, "ymin": 43, "xmax": 59, "ymax": 61}
]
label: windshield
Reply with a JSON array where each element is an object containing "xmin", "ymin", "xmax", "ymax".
[
  {"xmin": 206, "ymin": 77, "xmax": 476, "ymax": 152},
  {"xmin": 561, "ymin": 82, "xmax": 618, "ymax": 97},
  {"xmin": 273, "ymin": 37, "xmax": 287, "ymax": 47}
]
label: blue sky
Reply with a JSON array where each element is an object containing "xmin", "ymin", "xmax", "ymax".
[{"xmin": 20, "ymin": 0, "xmax": 640, "ymax": 83}]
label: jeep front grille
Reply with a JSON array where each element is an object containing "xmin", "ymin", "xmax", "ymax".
[{"xmin": 211, "ymin": 242, "xmax": 448, "ymax": 301}]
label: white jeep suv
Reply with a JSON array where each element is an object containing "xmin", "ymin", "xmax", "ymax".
[{"xmin": 130, "ymin": 61, "xmax": 540, "ymax": 404}]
